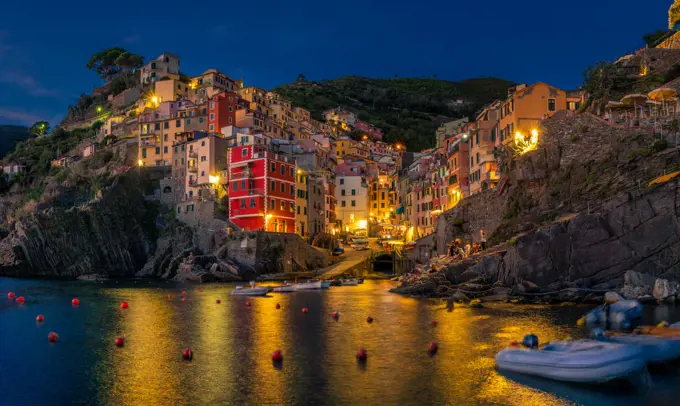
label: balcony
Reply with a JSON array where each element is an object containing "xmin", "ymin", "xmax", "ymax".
[
  {"xmin": 484, "ymin": 170, "xmax": 500, "ymax": 181},
  {"xmin": 230, "ymin": 171, "xmax": 253, "ymax": 179},
  {"xmin": 139, "ymin": 139, "xmax": 160, "ymax": 147},
  {"xmin": 189, "ymin": 150, "xmax": 198, "ymax": 158},
  {"xmin": 230, "ymin": 208, "xmax": 261, "ymax": 217},
  {"xmin": 188, "ymin": 166, "xmax": 198, "ymax": 172},
  {"xmin": 248, "ymin": 188, "xmax": 266, "ymax": 195}
]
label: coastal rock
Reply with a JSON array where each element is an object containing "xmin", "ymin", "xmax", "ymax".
[
  {"xmin": 450, "ymin": 290, "xmax": 469, "ymax": 302},
  {"xmin": 515, "ymin": 280, "xmax": 540, "ymax": 294},
  {"xmin": 604, "ymin": 291, "xmax": 624, "ymax": 303},
  {"xmin": 653, "ymin": 278, "xmax": 679, "ymax": 302},
  {"xmin": 620, "ymin": 271, "xmax": 657, "ymax": 299}
]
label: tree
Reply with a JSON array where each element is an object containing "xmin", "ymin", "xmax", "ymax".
[
  {"xmin": 670, "ymin": 0, "xmax": 680, "ymax": 29},
  {"xmin": 114, "ymin": 51, "xmax": 144, "ymax": 87},
  {"xmin": 296, "ymin": 73, "xmax": 306, "ymax": 82},
  {"xmin": 643, "ymin": 29, "xmax": 672, "ymax": 46},
  {"xmin": 87, "ymin": 47, "xmax": 126, "ymax": 81},
  {"xmin": 29, "ymin": 121, "xmax": 50, "ymax": 136},
  {"xmin": 582, "ymin": 61, "xmax": 618, "ymax": 114}
]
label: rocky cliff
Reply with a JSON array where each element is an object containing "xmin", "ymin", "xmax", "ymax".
[{"xmin": 0, "ymin": 172, "xmax": 159, "ymax": 277}]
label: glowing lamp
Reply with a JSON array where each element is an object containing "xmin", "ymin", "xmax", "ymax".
[
  {"xmin": 357, "ymin": 219, "xmax": 367, "ymax": 229},
  {"xmin": 137, "ymin": 159, "xmax": 144, "ymax": 167},
  {"xmin": 209, "ymin": 175, "xmax": 220, "ymax": 184},
  {"xmin": 151, "ymin": 96, "xmax": 159, "ymax": 105},
  {"xmin": 96, "ymin": 106, "xmax": 102, "ymax": 113}
]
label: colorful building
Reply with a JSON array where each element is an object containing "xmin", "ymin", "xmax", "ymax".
[
  {"xmin": 208, "ymin": 92, "xmax": 240, "ymax": 133},
  {"xmin": 295, "ymin": 168, "xmax": 309, "ymax": 237},
  {"xmin": 227, "ymin": 144, "xmax": 296, "ymax": 232},
  {"xmin": 469, "ymin": 103, "xmax": 501, "ymax": 195},
  {"xmin": 140, "ymin": 53, "xmax": 180, "ymax": 85},
  {"xmin": 335, "ymin": 170, "xmax": 370, "ymax": 233}
]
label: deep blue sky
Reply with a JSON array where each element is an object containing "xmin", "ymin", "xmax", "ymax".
[{"xmin": 0, "ymin": 0, "xmax": 671, "ymax": 127}]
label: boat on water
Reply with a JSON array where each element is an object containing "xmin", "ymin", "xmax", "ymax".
[
  {"xmin": 340, "ymin": 278, "xmax": 359, "ymax": 286},
  {"xmin": 230, "ymin": 281, "xmax": 269, "ymax": 296},
  {"xmin": 272, "ymin": 283, "xmax": 296, "ymax": 293},
  {"xmin": 293, "ymin": 281, "xmax": 323, "ymax": 290},
  {"xmin": 495, "ymin": 339, "xmax": 646, "ymax": 383},
  {"xmin": 605, "ymin": 333, "xmax": 680, "ymax": 364}
]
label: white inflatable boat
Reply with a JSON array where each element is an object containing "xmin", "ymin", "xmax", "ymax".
[
  {"xmin": 495, "ymin": 339, "xmax": 646, "ymax": 383},
  {"xmin": 605, "ymin": 334, "xmax": 680, "ymax": 364}
]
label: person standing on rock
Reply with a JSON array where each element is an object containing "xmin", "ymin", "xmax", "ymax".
[{"xmin": 480, "ymin": 231, "xmax": 487, "ymax": 250}]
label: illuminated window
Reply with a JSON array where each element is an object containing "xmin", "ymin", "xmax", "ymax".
[{"xmin": 548, "ymin": 99, "xmax": 556, "ymax": 112}]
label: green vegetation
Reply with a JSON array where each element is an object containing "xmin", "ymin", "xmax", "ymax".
[
  {"xmin": 671, "ymin": 0, "xmax": 680, "ymax": 29},
  {"xmin": 643, "ymin": 29, "xmax": 673, "ymax": 46},
  {"xmin": 509, "ymin": 237, "xmax": 518, "ymax": 246},
  {"xmin": 29, "ymin": 121, "xmax": 50, "ymax": 137},
  {"xmin": 273, "ymin": 76, "xmax": 513, "ymax": 150},
  {"xmin": 627, "ymin": 138, "xmax": 669, "ymax": 161},
  {"xmin": 86, "ymin": 47, "xmax": 143, "ymax": 82}
]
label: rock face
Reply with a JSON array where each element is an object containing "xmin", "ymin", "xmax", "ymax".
[{"xmin": 0, "ymin": 174, "xmax": 159, "ymax": 277}]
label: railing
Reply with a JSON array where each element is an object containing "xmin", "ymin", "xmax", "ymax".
[
  {"xmin": 189, "ymin": 151, "xmax": 197, "ymax": 158},
  {"xmin": 230, "ymin": 208, "xmax": 261, "ymax": 217},
  {"xmin": 188, "ymin": 166, "xmax": 198, "ymax": 172},
  {"xmin": 248, "ymin": 188, "xmax": 266, "ymax": 195},
  {"xmin": 230, "ymin": 171, "xmax": 253, "ymax": 179}
]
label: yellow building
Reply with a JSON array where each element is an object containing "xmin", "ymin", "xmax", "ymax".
[
  {"xmin": 370, "ymin": 175, "xmax": 394, "ymax": 224},
  {"xmin": 296, "ymin": 169, "xmax": 309, "ymax": 237},
  {"xmin": 154, "ymin": 79, "xmax": 190, "ymax": 103}
]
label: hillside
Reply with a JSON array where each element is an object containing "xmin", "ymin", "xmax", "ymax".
[
  {"xmin": 273, "ymin": 76, "xmax": 514, "ymax": 151},
  {"xmin": 0, "ymin": 125, "xmax": 32, "ymax": 159}
]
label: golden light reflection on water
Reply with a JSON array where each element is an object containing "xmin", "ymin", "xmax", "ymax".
[{"xmin": 76, "ymin": 282, "xmax": 594, "ymax": 406}]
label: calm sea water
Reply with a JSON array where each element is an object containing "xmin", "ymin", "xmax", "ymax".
[{"xmin": 2, "ymin": 278, "xmax": 680, "ymax": 405}]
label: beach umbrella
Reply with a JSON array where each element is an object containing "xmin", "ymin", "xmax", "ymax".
[
  {"xmin": 648, "ymin": 88, "xmax": 678, "ymax": 116},
  {"xmin": 621, "ymin": 94, "xmax": 649, "ymax": 120}
]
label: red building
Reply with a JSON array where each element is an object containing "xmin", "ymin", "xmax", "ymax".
[
  {"xmin": 228, "ymin": 144, "xmax": 296, "ymax": 232},
  {"xmin": 354, "ymin": 121, "xmax": 384, "ymax": 141},
  {"xmin": 208, "ymin": 92, "xmax": 240, "ymax": 133}
]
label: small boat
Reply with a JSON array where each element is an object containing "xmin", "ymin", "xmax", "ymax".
[
  {"xmin": 293, "ymin": 281, "xmax": 323, "ymax": 290},
  {"xmin": 340, "ymin": 278, "xmax": 359, "ymax": 286},
  {"xmin": 272, "ymin": 283, "xmax": 296, "ymax": 293},
  {"xmin": 231, "ymin": 282, "xmax": 269, "ymax": 296},
  {"xmin": 495, "ymin": 339, "xmax": 646, "ymax": 383},
  {"xmin": 321, "ymin": 281, "xmax": 331, "ymax": 289},
  {"xmin": 357, "ymin": 278, "xmax": 364, "ymax": 284},
  {"xmin": 605, "ymin": 333, "xmax": 680, "ymax": 363}
]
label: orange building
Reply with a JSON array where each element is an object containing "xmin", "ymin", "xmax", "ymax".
[{"xmin": 499, "ymin": 82, "xmax": 581, "ymax": 145}]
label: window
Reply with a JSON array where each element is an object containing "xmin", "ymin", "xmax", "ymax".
[
  {"xmin": 351, "ymin": 189, "xmax": 356, "ymax": 196},
  {"xmin": 155, "ymin": 147, "xmax": 161, "ymax": 154},
  {"xmin": 241, "ymin": 148, "xmax": 247, "ymax": 157},
  {"xmin": 201, "ymin": 171, "xmax": 205, "ymax": 176},
  {"xmin": 270, "ymin": 199, "xmax": 275, "ymax": 209},
  {"xmin": 164, "ymin": 122, "xmax": 169, "ymax": 129},
  {"xmin": 281, "ymin": 165, "xmax": 285, "ymax": 175},
  {"xmin": 199, "ymin": 117, "xmax": 204, "ymax": 124},
  {"xmin": 240, "ymin": 199, "xmax": 246, "ymax": 209},
  {"xmin": 351, "ymin": 200, "xmax": 356, "ymax": 207},
  {"xmin": 142, "ymin": 149, "xmax": 147, "ymax": 158},
  {"xmin": 341, "ymin": 201, "xmax": 346, "ymax": 207},
  {"xmin": 241, "ymin": 180, "xmax": 246, "ymax": 189},
  {"xmin": 280, "ymin": 201, "xmax": 285, "ymax": 211},
  {"xmin": 381, "ymin": 192, "xmax": 385, "ymax": 200},
  {"xmin": 233, "ymin": 182, "xmax": 237, "ymax": 191},
  {"xmin": 186, "ymin": 118, "xmax": 191, "ymax": 125},
  {"xmin": 297, "ymin": 206, "xmax": 301, "ymax": 215},
  {"xmin": 381, "ymin": 203, "xmax": 385, "ymax": 208},
  {"xmin": 228, "ymin": 117, "xmax": 233, "ymax": 123},
  {"xmin": 210, "ymin": 113, "xmax": 215, "ymax": 120},
  {"xmin": 209, "ymin": 124, "xmax": 214, "ymax": 131},
  {"xmin": 250, "ymin": 198, "xmax": 256, "ymax": 208},
  {"xmin": 176, "ymin": 120, "xmax": 181, "ymax": 127},
  {"xmin": 164, "ymin": 146, "xmax": 168, "ymax": 153},
  {"xmin": 290, "ymin": 185, "xmax": 295, "ymax": 195},
  {"xmin": 201, "ymin": 156, "xmax": 206, "ymax": 162},
  {"xmin": 210, "ymin": 102, "xmax": 214, "ymax": 109},
  {"xmin": 154, "ymin": 123, "xmax": 160, "ymax": 130},
  {"xmin": 271, "ymin": 162, "xmax": 276, "ymax": 172},
  {"xmin": 290, "ymin": 203, "xmax": 295, "ymax": 213},
  {"xmin": 304, "ymin": 207, "xmax": 307, "ymax": 215},
  {"xmin": 475, "ymin": 133, "xmax": 479, "ymax": 145},
  {"xmin": 373, "ymin": 203, "xmax": 377, "ymax": 208},
  {"xmin": 548, "ymin": 98, "xmax": 556, "ymax": 112},
  {"xmin": 290, "ymin": 168, "xmax": 294, "ymax": 177},
  {"xmin": 280, "ymin": 183, "xmax": 285, "ymax": 193},
  {"xmin": 341, "ymin": 189, "xmax": 346, "ymax": 196}
]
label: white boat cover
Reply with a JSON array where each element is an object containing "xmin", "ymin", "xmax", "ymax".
[{"xmin": 496, "ymin": 340, "xmax": 646, "ymax": 383}]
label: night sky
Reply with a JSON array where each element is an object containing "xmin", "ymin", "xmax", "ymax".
[{"xmin": 0, "ymin": 0, "xmax": 670, "ymax": 126}]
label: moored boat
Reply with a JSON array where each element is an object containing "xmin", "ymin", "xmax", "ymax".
[
  {"xmin": 321, "ymin": 281, "xmax": 331, "ymax": 289},
  {"xmin": 495, "ymin": 339, "xmax": 646, "ymax": 383},
  {"xmin": 230, "ymin": 285, "xmax": 269, "ymax": 296},
  {"xmin": 293, "ymin": 281, "xmax": 323, "ymax": 290},
  {"xmin": 340, "ymin": 278, "xmax": 359, "ymax": 286},
  {"xmin": 605, "ymin": 332, "xmax": 680, "ymax": 363},
  {"xmin": 272, "ymin": 283, "xmax": 296, "ymax": 293}
]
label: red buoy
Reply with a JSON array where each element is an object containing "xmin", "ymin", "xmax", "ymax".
[
  {"xmin": 36, "ymin": 314, "xmax": 45, "ymax": 322},
  {"xmin": 115, "ymin": 336, "xmax": 125, "ymax": 347},
  {"xmin": 182, "ymin": 347, "xmax": 193, "ymax": 361},
  {"xmin": 302, "ymin": 308, "xmax": 308, "ymax": 314},
  {"xmin": 366, "ymin": 316, "xmax": 374, "ymax": 324},
  {"xmin": 428, "ymin": 342, "xmax": 439, "ymax": 354},
  {"xmin": 16, "ymin": 296, "xmax": 25, "ymax": 304},
  {"xmin": 245, "ymin": 301, "xmax": 252, "ymax": 307},
  {"xmin": 48, "ymin": 331, "xmax": 59, "ymax": 342},
  {"xmin": 167, "ymin": 294, "xmax": 173, "ymax": 300},
  {"xmin": 356, "ymin": 348, "xmax": 368, "ymax": 361},
  {"xmin": 181, "ymin": 291, "xmax": 187, "ymax": 296},
  {"xmin": 181, "ymin": 297, "xmax": 187, "ymax": 302},
  {"xmin": 71, "ymin": 298, "xmax": 80, "ymax": 306},
  {"xmin": 272, "ymin": 349, "xmax": 283, "ymax": 362},
  {"xmin": 509, "ymin": 341, "xmax": 519, "ymax": 348},
  {"xmin": 332, "ymin": 311, "xmax": 339, "ymax": 319},
  {"xmin": 430, "ymin": 320, "xmax": 438, "ymax": 327},
  {"xmin": 7, "ymin": 292, "xmax": 15, "ymax": 299},
  {"xmin": 275, "ymin": 303, "xmax": 281, "ymax": 309},
  {"xmin": 120, "ymin": 301, "xmax": 129, "ymax": 309},
  {"xmin": 216, "ymin": 299, "xmax": 221, "ymax": 304}
]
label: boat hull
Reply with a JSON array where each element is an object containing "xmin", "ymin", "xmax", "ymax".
[
  {"xmin": 272, "ymin": 286, "xmax": 296, "ymax": 292},
  {"xmin": 606, "ymin": 334, "xmax": 680, "ymax": 363},
  {"xmin": 230, "ymin": 288, "xmax": 269, "ymax": 296},
  {"xmin": 495, "ymin": 340, "xmax": 646, "ymax": 383},
  {"xmin": 294, "ymin": 281, "xmax": 323, "ymax": 290}
]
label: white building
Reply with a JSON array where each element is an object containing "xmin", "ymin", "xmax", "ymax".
[
  {"xmin": 335, "ymin": 174, "xmax": 369, "ymax": 232},
  {"xmin": 140, "ymin": 53, "xmax": 181, "ymax": 85}
]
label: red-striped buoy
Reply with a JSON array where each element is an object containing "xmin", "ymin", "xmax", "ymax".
[
  {"xmin": 428, "ymin": 342, "xmax": 439, "ymax": 354},
  {"xmin": 216, "ymin": 299, "xmax": 221, "ymax": 304},
  {"xmin": 272, "ymin": 349, "xmax": 283, "ymax": 362},
  {"xmin": 302, "ymin": 307, "xmax": 308, "ymax": 314},
  {"xmin": 16, "ymin": 296, "xmax": 25, "ymax": 304},
  {"xmin": 182, "ymin": 347, "xmax": 193, "ymax": 361},
  {"xmin": 245, "ymin": 301, "xmax": 252, "ymax": 307},
  {"xmin": 36, "ymin": 314, "xmax": 45, "ymax": 322},
  {"xmin": 366, "ymin": 316, "xmax": 374, "ymax": 324},
  {"xmin": 275, "ymin": 303, "xmax": 281, "ymax": 309},
  {"xmin": 48, "ymin": 332, "xmax": 59, "ymax": 342},
  {"xmin": 115, "ymin": 336, "xmax": 125, "ymax": 347},
  {"xmin": 356, "ymin": 348, "xmax": 367, "ymax": 361},
  {"xmin": 430, "ymin": 320, "xmax": 438, "ymax": 327},
  {"xmin": 71, "ymin": 298, "xmax": 80, "ymax": 306},
  {"xmin": 7, "ymin": 292, "xmax": 15, "ymax": 299},
  {"xmin": 120, "ymin": 301, "xmax": 129, "ymax": 309}
]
